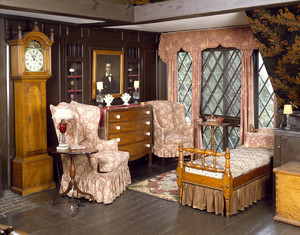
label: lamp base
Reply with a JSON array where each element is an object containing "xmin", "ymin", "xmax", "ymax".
[{"xmin": 56, "ymin": 143, "xmax": 70, "ymax": 151}]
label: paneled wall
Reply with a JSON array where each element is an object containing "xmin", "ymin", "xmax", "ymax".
[{"xmin": 0, "ymin": 15, "xmax": 162, "ymax": 189}]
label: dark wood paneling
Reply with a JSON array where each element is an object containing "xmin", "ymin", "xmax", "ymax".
[
  {"xmin": 127, "ymin": 32, "xmax": 139, "ymax": 42},
  {"xmin": 3, "ymin": 14, "xmax": 161, "ymax": 187},
  {"xmin": 142, "ymin": 34, "xmax": 158, "ymax": 43},
  {"xmin": 66, "ymin": 26, "xmax": 83, "ymax": 38},
  {"xmin": 88, "ymin": 28, "xmax": 123, "ymax": 41},
  {"xmin": 142, "ymin": 49, "xmax": 157, "ymax": 101}
]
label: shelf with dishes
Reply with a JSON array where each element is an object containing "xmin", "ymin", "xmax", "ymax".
[{"xmin": 66, "ymin": 41, "xmax": 84, "ymax": 102}]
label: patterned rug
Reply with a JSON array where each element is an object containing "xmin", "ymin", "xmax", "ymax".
[
  {"xmin": 128, "ymin": 170, "xmax": 178, "ymax": 202},
  {"xmin": 0, "ymin": 190, "xmax": 38, "ymax": 219}
]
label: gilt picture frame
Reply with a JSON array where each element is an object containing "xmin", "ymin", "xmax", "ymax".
[{"xmin": 92, "ymin": 50, "xmax": 124, "ymax": 99}]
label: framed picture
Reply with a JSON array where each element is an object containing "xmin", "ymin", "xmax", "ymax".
[{"xmin": 92, "ymin": 50, "xmax": 124, "ymax": 99}]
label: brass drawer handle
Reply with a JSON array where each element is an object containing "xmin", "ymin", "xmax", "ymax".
[
  {"xmin": 145, "ymin": 111, "xmax": 150, "ymax": 115},
  {"xmin": 146, "ymin": 132, "xmax": 151, "ymax": 136},
  {"xmin": 146, "ymin": 121, "xmax": 151, "ymax": 125},
  {"xmin": 116, "ymin": 126, "xmax": 121, "ymax": 130},
  {"xmin": 145, "ymin": 144, "xmax": 150, "ymax": 148},
  {"xmin": 116, "ymin": 115, "xmax": 121, "ymax": 119},
  {"xmin": 117, "ymin": 138, "xmax": 121, "ymax": 142}
]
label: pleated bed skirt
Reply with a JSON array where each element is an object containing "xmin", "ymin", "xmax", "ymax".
[{"xmin": 181, "ymin": 174, "xmax": 271, "ymax": 216}]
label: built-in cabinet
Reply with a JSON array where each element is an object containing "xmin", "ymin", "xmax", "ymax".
[
  {"xmin": 274, "ymin": 128, "xmax": 300, "ymax": 168},
  {"xmin": 127, "ymin": 47, "xmax": 140, "ymax": 97},
  {"xmin": 66, "ymin": 42, "xmax": 84, "ymax": 102}
]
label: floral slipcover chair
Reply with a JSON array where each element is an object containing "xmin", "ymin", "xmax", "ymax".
[
  {"xmin": 50, "ymin": 101, "xmax": 131, "ymax": 204},
  {"xmin": 147, "ymin": 100, "xmax": 194, "ymax": 160}
]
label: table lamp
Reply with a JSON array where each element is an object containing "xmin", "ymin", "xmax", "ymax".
[
  {"xmin": 133, "ymin": 80, "xmax": 140, "ymax": 104},
  {"xmin": 53, "ymin": 107, "xmax": 73, "ymax": 150},
  {"xmin": 96, "ymin": 81, "xmax": 104, "ymax": 108},
  {"xmin": 283, "ymin": 104, "xmax": 293, "ymax": 129}
]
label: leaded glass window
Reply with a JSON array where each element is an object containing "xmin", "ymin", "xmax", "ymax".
[
  {"xmin": 201, "ymin": 47, "xmax": 242, "ymax": 152},
  {"xmin": 178, "ymin": 51, "xmax": 192, "ymax": 123},
  {"xmin": 255, "ymin": 52, "xmax": 275, "ymax": 128}
]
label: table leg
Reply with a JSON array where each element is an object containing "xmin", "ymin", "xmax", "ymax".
[
  {"xmin": 73, "ymin": 181, "xmax": 94, "ymax": 202},
  {"xmin": 211, "ymin": 126, "xmax": 215, "ymax": 152},
  {"xmin": 53, "ymin": 180, "xmax": 73, "ymax": 205},
  {"xmin": 53, "ymin": 154, "xmax": 94, "ymax": 205}
]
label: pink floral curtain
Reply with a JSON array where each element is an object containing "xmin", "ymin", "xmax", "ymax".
[{"xmin": 158, "ymin": 27, "xmax": 258, "ymax": 147}]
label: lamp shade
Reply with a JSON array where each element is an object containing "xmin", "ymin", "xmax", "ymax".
[
  {"xmin": 53, "ymin": 107, "xmax": 73, "ymax": 120},
  {"xmin": 283, "ymin": 104, "xmax": 293, "ymax": 114}
]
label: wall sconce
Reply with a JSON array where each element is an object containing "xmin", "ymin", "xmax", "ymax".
[
  {"xmin": 52, "ymin": 107, "xmax": 73, "ymax": 150},
  {"xmin": 283, "ymin": 104, "xmax": 293, "ymax": 129},
  {"xmin": 133, "ymin": 80, "xmax": 140, "ymax": 104},
  {"xmin": 96, "ymin": 81, "xmax": 104, "ymax": 108}
]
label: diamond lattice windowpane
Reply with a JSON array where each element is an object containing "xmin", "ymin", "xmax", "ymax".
[
  {"xmin": 228, "ymin": 127, "xmax": 240, "ymax": 149},
  {"xmin": 178, "ymin": 52, "xmax": 192, "ymax": 123},
  {"xmin": 258, "ymin": 53, "xmax": 274, "ymax": 128},
  {"xmin": 201, "ymin": 49, "xmax": 241, "ymax": 118},
  {"xmin": 201, "ymin": 47, "xmax": 242, "ymax": 151}
]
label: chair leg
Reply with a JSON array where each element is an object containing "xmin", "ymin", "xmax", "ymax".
[{"xmin": 162, "ymin": 158, "xmax": 165, "ymax": 167}]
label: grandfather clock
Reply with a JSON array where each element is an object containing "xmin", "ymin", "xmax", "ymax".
[{"xmin": 7, "ymin": 24, "xmax": 55, "ymax": 195}]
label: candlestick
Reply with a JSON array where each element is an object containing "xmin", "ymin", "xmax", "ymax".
[
  {"xmin": 134, "ymin": 80, "xmax": 139, "ymax": 89},
  {"xmin": 97, "ymin": 81, "xmax": 103, "ymax": 90}
]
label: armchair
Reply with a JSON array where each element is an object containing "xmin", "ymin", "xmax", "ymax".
[
  {"xmin": 50, "ymin": 101, "xmax": 131, "ymax": 204},
  {"xmin": 147, "ymin": 100, "xmax": 194, "ymax": 164}
]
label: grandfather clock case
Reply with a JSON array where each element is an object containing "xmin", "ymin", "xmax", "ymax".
[{"xmin": 7, "ymin": 25, "xmax": 55, "ymax": 195}]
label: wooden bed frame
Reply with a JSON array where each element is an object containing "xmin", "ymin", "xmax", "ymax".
[{"xmin": 177, "ymin": 143, "xmax": 272, "ymax": 217}]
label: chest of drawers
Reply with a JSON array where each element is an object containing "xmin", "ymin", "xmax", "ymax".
[{"xmin": 100, "ymin": 105, "xmax": 153, "ymax": 162}]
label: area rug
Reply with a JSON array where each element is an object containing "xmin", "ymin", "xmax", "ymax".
[
  {"xmin": 128, "ymin": 170, "xmax": 179, "ymax": 202},
  {"xmin": 0, "ymin": 190, "xmax": 38, "ymax": 219}
]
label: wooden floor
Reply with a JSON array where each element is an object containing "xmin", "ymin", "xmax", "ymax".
[{"xmin": 1, "ymin": 157, "xmax": 300, "ymax": 235}]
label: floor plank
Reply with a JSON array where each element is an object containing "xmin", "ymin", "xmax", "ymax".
[{"xmin": 1, "ymin": 157, "xmax": 300, "ymax": 234}]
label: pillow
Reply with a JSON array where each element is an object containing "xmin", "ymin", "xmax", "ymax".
[
  {"xmin": 244, "ymin": 129, "xmax": 274, "ymax": 150},
  {"xmin": 256, "ymin": 127, "xmax": 274, "ymax": 136}
]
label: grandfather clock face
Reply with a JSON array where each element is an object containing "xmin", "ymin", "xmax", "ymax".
[{"xmin": 25, "ymin": 40, "xmax": 45, "ymax": 72}]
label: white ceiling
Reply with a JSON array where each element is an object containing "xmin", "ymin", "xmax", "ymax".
[
  {"xmin": 0, "ymin": 9, "xmax": 104, "ymax": 24},
  {"xmin": 107, "ymin": 12, "xmax": 249, "ymax": 33}
]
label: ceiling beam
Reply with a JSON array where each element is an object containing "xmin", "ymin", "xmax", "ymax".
[
  {"xmin": 0, "ymin": 0, "xmax": 134, "ymax": 23},
  {"xmin": 134, "ymin": 0, "xmax": 300, "ymax": 23}
]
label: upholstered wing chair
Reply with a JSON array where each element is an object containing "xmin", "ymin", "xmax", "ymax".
[
  {"xmin": 50, "ymin": 101, "xmax": 131, "ymax": 204},
  {"xmin": 147, "ymin": 100, "xmax": 194, "ymax": 165}
]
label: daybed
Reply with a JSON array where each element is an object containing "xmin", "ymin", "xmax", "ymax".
[{"xmin": 177, "ymin": 128, "xmax": 274, "ymax": 217}]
